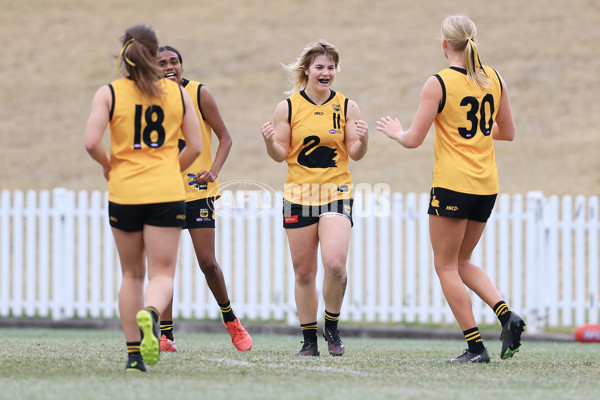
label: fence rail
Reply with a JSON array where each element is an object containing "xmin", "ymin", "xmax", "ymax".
[{"xmin": 0, "ymin": 188, "xmax": 598, "ymax": 332}]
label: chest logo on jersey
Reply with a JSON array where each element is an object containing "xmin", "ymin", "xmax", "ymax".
[{"xmin": 298, "ymin": 135, "xmax": 337, "ymax": 169}]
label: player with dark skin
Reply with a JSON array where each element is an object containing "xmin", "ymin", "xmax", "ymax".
[{"xmin": 156, "ymin": 46, "xmax": 251, "ymax": 352}]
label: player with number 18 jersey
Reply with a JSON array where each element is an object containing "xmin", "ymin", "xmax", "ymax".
[{"xmin": 107, "ymin": 77, "xmax": 186, "ymax": 204}]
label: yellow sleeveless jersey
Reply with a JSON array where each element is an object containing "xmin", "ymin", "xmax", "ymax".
[
  {"xmin": 107, "ymin": 78, "xmax": 185, "ymax": 204},
  {"xmin": 284, "ymin": 90, "xmax": 352, "ymax": 205},
  {"xmin": 432, "ymin": 65, "xmax": 503, "ymax": 195},
  {"xmin": 179, "ymin": 79, "xmax": 220, "ymax": 201}
]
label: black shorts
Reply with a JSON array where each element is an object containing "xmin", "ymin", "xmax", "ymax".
[
  {"xmin": 427, "ymin": 187, "xmax": 497, "ymax": 222},
  {"xmin": 184, "ymin": 198, "xmax": 216, "ymax": 229},
  {"xmin": 283, "ymin": 199, "xmax": 353, "ymax": 229},
  {"xmin": 108, "ymin": 200, "xmax": 186, "ymax": 232}
]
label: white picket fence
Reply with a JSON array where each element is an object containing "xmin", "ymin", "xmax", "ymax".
[{"xmin": 0, "ymin": 188, "xmax": 598, "ymax": 332}]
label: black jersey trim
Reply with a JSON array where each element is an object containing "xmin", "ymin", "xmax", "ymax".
[
  {"xmin": 493, "ymin": 69, "xmax": 503, "ymax": 94},
  {"xmin": 286, "ymin": 98, "xmax": 292, "ymax": 124},
  {"xmin": 434, "ymin": 74, "xmax": 446, "ymax": 113},
  {"xmin": 343, "ymin": 97, "xmax": 349, "ymax": 119},
  {"xmin": 299, "ymin": 90, "xmax": 312, "ymax": 104},
  {"xmin": 326, "ymin": 90, "xmax": 336, "ymax": 104},
  {"xmin": 179, "ymin": 86, "xmax": 186, "ymax": 116},
  {"xmin": 197, "ymin": 84, "xmax": 207, "ymax": 121},
  {"xmin": 299, "ymin": 89, "xmax": 337, "ymax": 105},
  {"xmin": 449, "ymin": 66, "xmax": 467, "ymax": 75},
  {"xmin": 108, "ymin": 84, "xmax": 115, "ymax": 121}
]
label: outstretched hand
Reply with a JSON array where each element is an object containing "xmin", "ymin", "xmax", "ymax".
[{"xmin": 376, "ymin": 116, "xmax": 403, "ymax": 140}]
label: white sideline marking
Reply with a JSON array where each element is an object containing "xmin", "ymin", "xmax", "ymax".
[{"xmin": 202, "ymin": 357, "xmax": 381, "ymax": 377}]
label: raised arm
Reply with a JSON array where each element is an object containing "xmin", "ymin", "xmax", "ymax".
[
  {"xmin": 260, "ymin": 100, "xmax": 291, "ymax": 163},
  {"xmin": 344, "ymin": 99, "xmax": 369, "ymax": 161},
  {"xmin": 376, "ymin": 75, "xmax": 442, "ymax": 149}
]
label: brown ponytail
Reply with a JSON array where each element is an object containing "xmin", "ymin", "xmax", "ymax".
[{"xmin": 118, "ymin": 25, "xmax": 163, "ymax": 100}]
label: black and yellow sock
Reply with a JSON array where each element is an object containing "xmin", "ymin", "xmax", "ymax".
[
  {"xmin": 145, "ymin": 306, "xmax": 160, "ymax": 323},
  {"xmin": 301, "ymin": 322, "xmax": 318, "ymax": 342},
  {"xmin": 464, "ymin": 327, "xmax": 485, "ymax": 354},
  {"xmin": 160, "ymin": 320, "xmax": 174, "ymax": 340},
  {"xmin": 127, "ymin": 341, "xmax": 141, "ymax": 355},
  {"xmin": 493, "ymin": 301, "xmax": 511, "ymax": 326},
  {"xmin": 219, "ymin": 301, "xmax": 236, "ymax": 323},
  {"xmin": 324, "ymin": 310, "xmax": 340, "ymax": 331}
]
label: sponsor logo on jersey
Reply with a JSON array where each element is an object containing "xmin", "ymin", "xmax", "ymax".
[{"xmin": 314, "ymin": 111, "xmax": 324, "ymax": 115}]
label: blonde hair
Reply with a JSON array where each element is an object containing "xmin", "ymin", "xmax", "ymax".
[
  {"xmin": 441, "ymin": 15, "xmax": 490, "ymax": 88},
  {"xmin": 118, "ymin": 25, "xmax": 163, "ymax": 100},
  {"xmin": 282, "ymin": 40, "xmax": 340, "ymax": 94}
]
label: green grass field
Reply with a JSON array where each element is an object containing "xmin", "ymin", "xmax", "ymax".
[{"xmin": 1, "ymin": 329, "xmax": 599, "ymax": 400}]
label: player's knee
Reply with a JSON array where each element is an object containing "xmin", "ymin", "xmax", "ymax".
[
  {"xmin": 295, "ymin": 269, "xmax": 316, "ymax": 286},
  {"xmin": 324, "ymin": 260, "xmax": 347, "ymax": 279},
  {"xmin": 198, "ymin": 259, "xmax": 220, "ymax": 276}
]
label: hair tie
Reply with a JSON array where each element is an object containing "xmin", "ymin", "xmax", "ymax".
[
  {"xmin": 467, "ymin": 38, "xmax": 483, "ymax": 71},
  {"xmin": 117, "ymin": 38, "xmax": 137, "ymax": 74}
]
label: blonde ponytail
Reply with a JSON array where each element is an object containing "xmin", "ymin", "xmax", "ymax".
[{"xmin": 442, "ymin": 15, "xmax": 490, "ymax": 89}]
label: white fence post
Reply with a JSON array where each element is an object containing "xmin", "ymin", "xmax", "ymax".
[
  {"xmin": 0, "ymin": 191, "xmax": 10, "ymax": 316},
  {"xmin": 588, "ymin": 196, "xmax": 599, "ymax": 324},
  {"xmin": 525, "ymin": 191, "xmax": 544, "ymax": 333},
  {"xmin": 561, "ymin": 195, "xmax": 573, "ymax": 326},
  {"xmin": 51, "ymin": 188, "xmax": 69, "ymax": 320}
]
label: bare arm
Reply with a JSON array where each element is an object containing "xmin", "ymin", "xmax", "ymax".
[
  {"xmin": 344, "ymin": 99, "xmax": 369, "ymax": 161},
  {"xmin": 260, "ymin": 100, "xmax": 291, "ymax": 163},
  {"xmin": 376, "ymin": 76, "xmax": 442, "ymax": 149},
  {"xmin": 178, "ymin": 88, "xmax": 203, "ymax": 171},
  {"xmin": 84, "ymin": 85, "xmax": 112, "ymax": 181},
  {"xmin": 492, "ymin": 73, "xmax": 516, "ymax": 141},
  {"xmin": 195, "ymin": 85, "xmax": 232, "ymax": 184}
]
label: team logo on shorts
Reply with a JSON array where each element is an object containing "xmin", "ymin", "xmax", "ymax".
[{"xmin": 343, "ymin": 205, "xmax": 352, "ymax": 216}]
